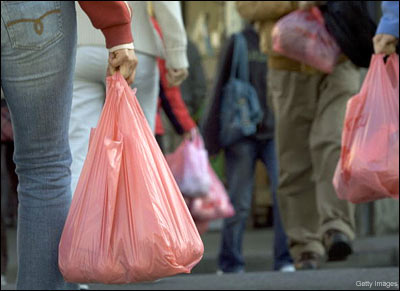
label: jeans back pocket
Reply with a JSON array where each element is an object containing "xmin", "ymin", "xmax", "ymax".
[{"xmin": 2, "ymin": 1, "xmax": 63, "ymax": 50}]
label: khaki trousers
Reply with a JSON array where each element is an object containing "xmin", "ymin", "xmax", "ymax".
[{"xmin": 268, "ymin": 61, "xmax": 360, "ymax": 259}]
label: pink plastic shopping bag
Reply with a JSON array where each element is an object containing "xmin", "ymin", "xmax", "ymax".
[
  {"xmin": 272, "ymin": 7, "xmax": 341, "ymax": 73},
  {"xmin": 59, "ymin": 73, "xmax": 203, "ymax": 284},
  {"xmin": 333, "ymin": 54, "xmax": 399, "ymax": 203},
  {"xmin": 165, "ymin": 131, "xmax": 211, "ymax": 197},
  {"xmin": 190, "ymin": 163, "xmax": 235, "ymax": 222}
]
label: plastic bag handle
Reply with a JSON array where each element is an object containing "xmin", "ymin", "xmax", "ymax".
[
  {"xmin": 191, "ymin": 130, "xmax": 206, "ymax": 149},
  {"xmin": 358, "ymin": 55, "xmax": 380, "ymax": 97},
  {"xmin": 310, "ymin": 7, "xmax": 325, "ymax": 26},
  {"xmin": 230, "ymin": 33, "xmax": 250, "ymax": 82},
  {"xmin": 361, "ymin": 54, "xmax": 399, "ymax": 95},
  {"xmin": 339, "ymin": 54, "xmax": 379, "ymax": 167},
  {"xmin": 382, "ymin": 54, "xmax": 399, "ymax": 91}
]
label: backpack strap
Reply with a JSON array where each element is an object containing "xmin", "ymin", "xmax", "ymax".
[{"xmin": 230, "ymin": 33, "xmax": 250, "ymax": 82}]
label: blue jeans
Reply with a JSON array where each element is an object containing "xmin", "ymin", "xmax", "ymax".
[
  {"xmin": 218, "ymin": 138, "xmax": 293, "ymax": 272},
  {"xmin": 1, "ymin": 2, "xmax": 78, "ymax": 289}
]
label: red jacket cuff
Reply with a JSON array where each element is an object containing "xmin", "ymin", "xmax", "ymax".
[{"xmin": 102, "ymin": 23, "xmax": 133, "ymax": 49}]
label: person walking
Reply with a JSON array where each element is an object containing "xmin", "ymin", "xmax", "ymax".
[
  {"xmin": 236, "ymin": 1, "xmax": 359, "ymax": 270},
  {"xmin": 69, "ymin": 1, "xmax": 189, "ymax": 194},
  {"xmin": 202, "ymin": 24, "xmax": 294, "ymax": 273},
  {"xmin": 1, "ymin": 2, "xmax": 137, "ymax": 289}
]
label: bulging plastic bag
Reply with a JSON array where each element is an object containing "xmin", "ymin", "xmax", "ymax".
[
  {"xmin": 272, "ymin": 7, "xmax": 341, "ymax": 73},
  {"xmin": 165, "ymin": 131, "xmax": 211, "ymax": 198},
  {"xmin": 333, "ymin": 54, "xmax": 399, "ymax": 204},
  {"xmin": 59, "ymin": 73, "xmax": 204, "ymax": 284},
  {"xmin": 190, "ymin": 164, "xmax": 235, "ymax": 222}
]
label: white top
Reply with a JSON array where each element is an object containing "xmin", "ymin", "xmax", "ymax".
[{"xmin": 76, "ymin": 1, "xmax": 188, "ymax": 69}]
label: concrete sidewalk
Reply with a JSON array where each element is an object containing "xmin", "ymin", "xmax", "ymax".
[
  {"xmin": 3, "ymin": 268, "xmax": 399, "ymax": 290},
  {"xmin": 80, "ymin": 268, "xmax": 400, "ymax": 290},
  {"xmin": 191, "ymin": 229, "xmax": 399, "ymax": 274},
  {"xmin": 1, "ymin": 227, "xmax": 399, "ymax": 289}
]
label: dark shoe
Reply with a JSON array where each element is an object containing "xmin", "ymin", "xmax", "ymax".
[
  {"xmin": 294, "ymin": 252, "xmax": 321, "ymax": 270},
  {"xmin": 323, "ymin": 229, "xmax": 353, "ymax": 262}
]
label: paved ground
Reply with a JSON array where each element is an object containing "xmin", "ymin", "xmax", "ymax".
[
  {"xmin": 91, "ymin": 268, "xmax": 400, "ymax": 290},
  {"xmin": 3, "ymin": 268, "xmax": 399, "ymax": 290},
  {"xmin": 191, "ymin": 229, "xmax": 400, "ymax": 274},
  {"xmin": 2, "ymin": 227, "xmax": 399, "ymax": 290}
]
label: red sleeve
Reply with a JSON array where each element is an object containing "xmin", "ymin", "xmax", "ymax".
[
  {"xmin": 158, "ymin": 58, "xmax": 196, "ymax": 133},
  {"xmin": 152, "ymin": 17, "xmax": 195, "ymax": 134},
  {"xmin": 78, "ymin": 1, "xmax": 133, "ymax": 49},
  {"xmin": 155, "ymin": 101, "xmax": 165, "ymax": 136}
]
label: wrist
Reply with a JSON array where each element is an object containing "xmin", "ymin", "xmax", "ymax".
[{"xmin": 109, "ymin": 43, "xmax": 135, "ymax": 53}]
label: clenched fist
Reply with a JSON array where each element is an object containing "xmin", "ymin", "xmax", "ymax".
[
  {"xmin": 373, "ymin": 34, "xmax": 398, "ymax": 55},
  {"xmin": 166, "ymin": 68, "xmax": 189, "ymax": 88},
  {"xmin": 107, "ymin": 49, "xmax": 138, "ymax": 85}
]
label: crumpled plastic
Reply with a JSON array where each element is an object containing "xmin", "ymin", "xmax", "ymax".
[
  {"xmin": 59, "ymin": 72, "xmax": 204, "ymax": 284},
  {"xmin": 272, "ymin": 7, "xmax": 341, "ymax": 73},
  {"xmin": 190, "ymin": 163, "xmax": 235, "ymax": 222},
  {"xmin": 165, "ymin": 132, "xmax": 211, "ymax": 198},
  {"xmin": 333, "ymin": 54, "xmax": 399, "ymax": 203}
]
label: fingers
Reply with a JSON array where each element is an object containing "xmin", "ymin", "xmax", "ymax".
[
  {"xmin": 107, "ymin": 65, "xmax": 117, "ymax": 77},
  {"xmin": 166, "ymin": 71, "xmax": 175, "ymax": 87},
  {"xmin": 380, "ymin": 45, "xmax": 397, "ymax": 55},
  {"xmin": 183, "ymin": 131, "xmax": 191, "ymax": 140},
  {"xmin": 109, "ymin": 50, "xmax": 129, "ymax": 68},
  {"xmin": 373, "ymin": 34, "xmax": 398, "ymax": 55},
  {"xmin": 119, "ymin": 63, "xmax": 136, "ymax": 85},
  {"xmin": 167, "ymin": 68, "xmax": 189, "ymax": 87},
  {"xmin": 126, "ymin": 70, "xmax": 136, "ymax": 85},
  {"xmin": 108, "ymin": 49, "xmax": 138, "ymax": 84}
]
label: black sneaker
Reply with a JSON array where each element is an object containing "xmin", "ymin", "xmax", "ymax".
[{"xmin": 324, "ymin": 229, "xmax": 353, "ymax": 262}]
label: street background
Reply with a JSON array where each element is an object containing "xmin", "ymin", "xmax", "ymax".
[{"xmin": 1, "ymin": 1, "xmax": 399, "ymax": 290}]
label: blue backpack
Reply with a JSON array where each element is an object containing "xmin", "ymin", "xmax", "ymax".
[{"xmin": 219, "ymin": 33, "xmax": 263, "ymax": 147}]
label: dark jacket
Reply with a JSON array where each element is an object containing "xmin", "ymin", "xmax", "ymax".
[
  {"xmin": 201, "ymin": 26, "xmax": 275, "ymax": 156},
  {"xmin": 180, "ymin": 39, "xmax": 207, "ymax": 118}
]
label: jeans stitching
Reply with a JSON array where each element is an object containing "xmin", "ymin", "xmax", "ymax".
[
  {"xmin": 6, "ymin": 9, "xmax": 61, "ymax": 35},
  {"xmin": 3, "ymin": 2, "xmax": 63, "ymax": 50}
]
